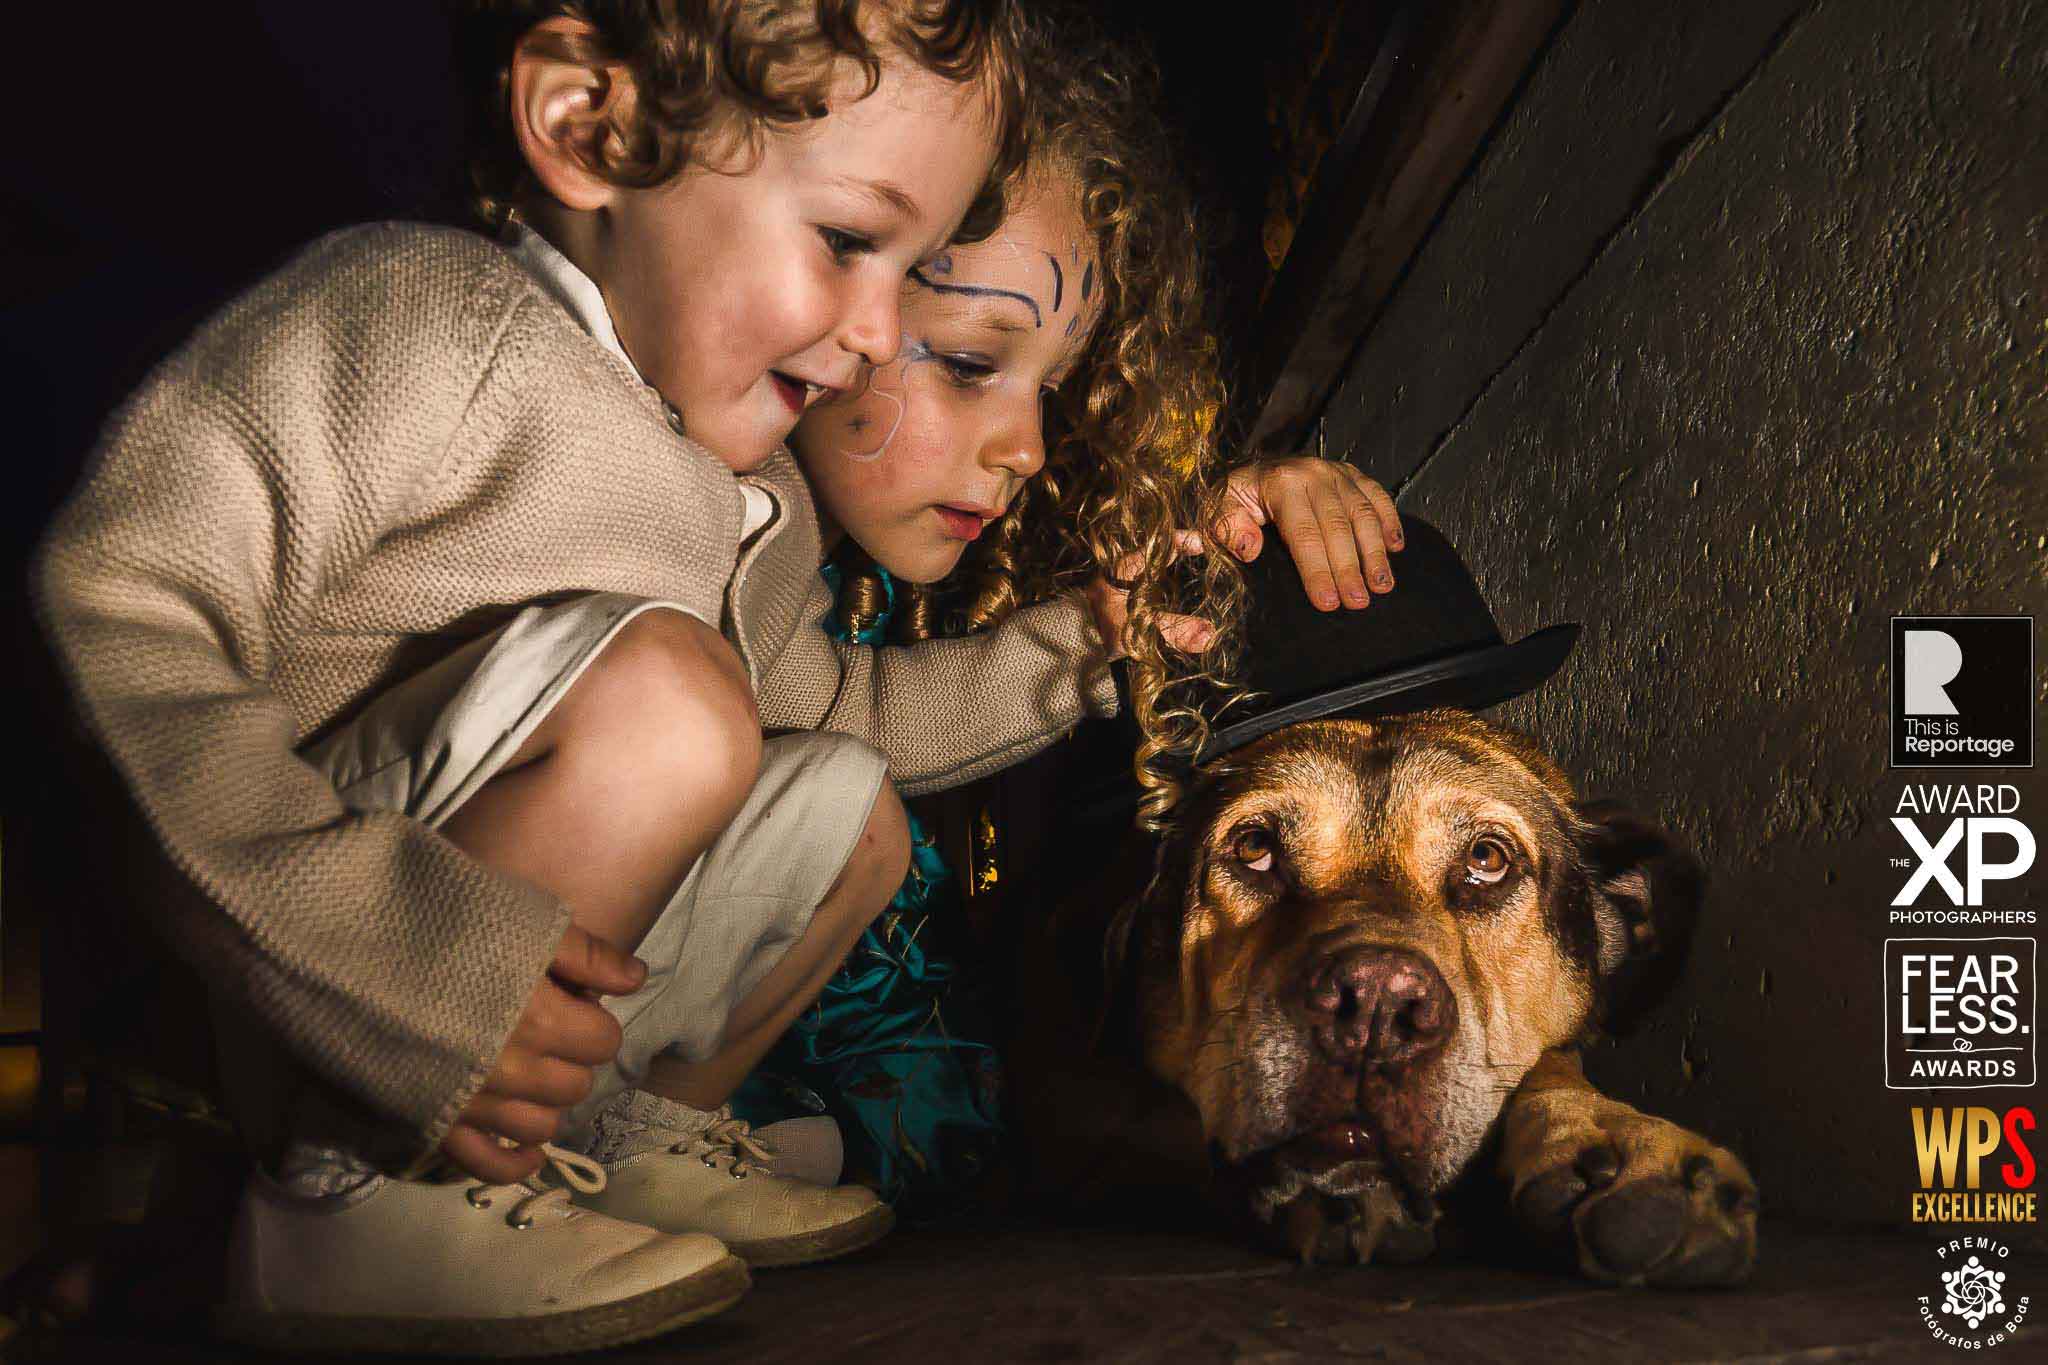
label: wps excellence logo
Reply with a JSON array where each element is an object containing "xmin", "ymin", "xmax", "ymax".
[{"xmin": 1910, "ymin": 1107, "xmax": 2038, "ymax": 1224}]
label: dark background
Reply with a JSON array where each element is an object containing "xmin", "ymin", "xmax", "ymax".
[{"xmin": 6, "ymin": 4, "xmax": 468, "ymax": 582}]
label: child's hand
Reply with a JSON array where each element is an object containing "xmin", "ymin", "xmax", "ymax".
[
  {"xmin": 440, "ymin": 924, "xmax": 647, "ymax": 1183},
  {"xmin": 1216, "ymin": 457, "xmax": 1403, "ymax": 610},
  {"xmin": 1083, "ymin": 533, "xmax": 1218, "ymax": 661}
]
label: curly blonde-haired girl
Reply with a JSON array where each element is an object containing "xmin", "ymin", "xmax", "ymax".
[
  {"xmin": 795, "ymin": 20, "xmax": 1244, "ymax": 827},
  {"xmin": 794, "ymin": 16, "xmax": 1401, "ymax": 824}
]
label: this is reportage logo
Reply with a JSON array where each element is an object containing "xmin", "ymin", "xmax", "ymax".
[
  {"xmin": 1887, "ymin": 939, "xmax": 2036, "ymax": 1088},
  {"xmin": 1892, "ymin": 617, "xmax": 2034, "ymax": 768},
  {"xmin": 1919, "ymin": 1236, "xmax": 2031, "ymax": 1350}
]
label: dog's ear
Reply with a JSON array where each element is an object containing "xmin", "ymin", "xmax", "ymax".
[
  {"xmin": 1576, "ymin": 799, "xmax": 1705, "ymax": 1035},
  {"xmin": 1092, "ymin": 814, "xmax": 1196, "ymax": 1054},
  {"xmin": 1094, "ymin": 893, "xmax": 1144, "ymax": 1053}
]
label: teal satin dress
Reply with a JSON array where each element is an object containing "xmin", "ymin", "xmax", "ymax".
[{"xmin": 728, "ymin": 564, "xmax": 1005, "ymax": 1218}]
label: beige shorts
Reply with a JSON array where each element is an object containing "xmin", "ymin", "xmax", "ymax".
[{"xmin": 294, "ymin": 592, "xmax": 889, "ymax": 1148}]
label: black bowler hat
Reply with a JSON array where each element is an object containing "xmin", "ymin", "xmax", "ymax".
[{"xmin": 1198, "ymin": 515, "xmax": 1580, "ymax": 761}]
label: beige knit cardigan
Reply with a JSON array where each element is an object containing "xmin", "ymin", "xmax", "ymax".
[{"xmin": 34, "ymin": 223, "xmax": 1116, "ymax": 1172}]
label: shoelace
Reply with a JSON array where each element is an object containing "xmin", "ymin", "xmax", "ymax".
[
  {"xmin": 462, "ymin": 1142, "xmax": 608, "ymax": 1228},
  {"xmin": 669, "ymin": 1107, "xmax": 776, "ymax": 1180}
]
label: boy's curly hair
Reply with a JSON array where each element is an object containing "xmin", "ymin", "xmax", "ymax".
[
  {"xmin": 452, "ymin": 0, "xmax": 1028, "ymax": 237},
  {"xmin": 835, "ymin": 14, "xmax": 1248, "ymax": 829}
]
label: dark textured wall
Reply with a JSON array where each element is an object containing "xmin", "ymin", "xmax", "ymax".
[{"xmin": 1325, "ymin": 0, "xmax": 2045, "ymax": 1227}]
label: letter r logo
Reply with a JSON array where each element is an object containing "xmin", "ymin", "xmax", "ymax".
[
  {"xmin": 1890, "ymin": 615, "xmax": 2034, "ymax": 770},
  {"xmin": 1904, "ymin": 630, "xmax": 1962, "ymax": 714}
]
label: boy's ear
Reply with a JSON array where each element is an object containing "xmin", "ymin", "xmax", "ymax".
[
  {"xmin": 509, "ymin": 16, "xmax": 633, "ymax": 213},
  {"xmin": 1576, "ymin": 798, "xmax": 1706, "ymax": 1035}
]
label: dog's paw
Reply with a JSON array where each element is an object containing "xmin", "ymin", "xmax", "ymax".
[{"xmin": 1508, "ymin": 1101, "xmax": 1757, "ymax": 1287}]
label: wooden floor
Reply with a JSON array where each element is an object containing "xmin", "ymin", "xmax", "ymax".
[{"xmin": 13, "ymin": 1218, "xmax": 2034, "ymax": 1362}]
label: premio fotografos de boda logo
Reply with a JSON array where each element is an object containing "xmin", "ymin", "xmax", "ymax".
[{"xmin": 1921, "ymin": 1236, "xmax": 2030, "ymax": 1350}]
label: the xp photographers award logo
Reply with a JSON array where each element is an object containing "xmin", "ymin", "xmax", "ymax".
[
  {"xmin": 1888, "ymin": 784, "xmax": 2036, "ymax": 927},
  {"xmin": 1919, "ymin": 1237, "xmax": 2030, "ymax": 1350},
  {"xmin": 1892, "ymin": 617, "xmax": 2034, "ymax": 768},
  {"xmin": 1887, "ymin": 939, "xmax": 2036, "ymax": 1088}
]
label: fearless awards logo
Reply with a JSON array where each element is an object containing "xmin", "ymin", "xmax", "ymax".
[
  {"xmin": 1892, "ymin": 617, "xmax": 2034, "ymax": 768},
  {"xmin": 1919, "ymin": 1237, "xmax": 2031, "ymax": 1350},
  {"xmin": 1887, "ymin": 939, "xmax": 2036, "ymax": 1089}
]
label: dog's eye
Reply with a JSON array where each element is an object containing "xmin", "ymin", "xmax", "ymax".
[
  {"xmin": 1466, "ymin": 836, "xmax": 1512, "ymax": 884},
  {"xmin": 1229, "ymin": 827, "xmax": 1276, "ymax": 873}
]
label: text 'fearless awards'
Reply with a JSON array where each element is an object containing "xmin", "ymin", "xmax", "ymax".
[{"xmin": 1887, "ymin": 938, "xmax": 2036, "ymax": 1088}]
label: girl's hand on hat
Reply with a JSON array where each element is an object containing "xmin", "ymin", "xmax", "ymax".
[
  {"xmin": 1082, "ymin": 531, "xmax": 1217, "ymax": 662},
  {"xmin": 1217, "ymin": 458, "xmax": 1403, "ymax": 611}
]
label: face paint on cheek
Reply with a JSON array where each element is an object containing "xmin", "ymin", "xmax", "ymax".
[{"xmin": 840, "ymin": 335, "xmax": 921, "ymax": 463}]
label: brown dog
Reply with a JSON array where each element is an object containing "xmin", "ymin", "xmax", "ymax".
[{"xmin": 1011, "ymin": 710, "xmax": 1758, "ymax": 1287}]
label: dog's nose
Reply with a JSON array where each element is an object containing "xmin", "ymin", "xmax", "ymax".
[{"xmin": 1303, "ymin": 948, "xmax": 1456, "ymax": 1065}]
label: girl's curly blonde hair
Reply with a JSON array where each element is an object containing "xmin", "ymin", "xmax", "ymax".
[{"xmin": 834, "ymin": 14, "xmax": 1248, "ymax": 828}]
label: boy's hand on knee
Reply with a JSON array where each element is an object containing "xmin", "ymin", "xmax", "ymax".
[{"xmin": 440, "ymin": 925, "xmax": 646, "ymax": 1182}]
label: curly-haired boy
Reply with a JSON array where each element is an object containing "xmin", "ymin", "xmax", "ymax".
[{"xmin": 26, "ymin": 1, "xmax": 1112, "ymax": 1353}]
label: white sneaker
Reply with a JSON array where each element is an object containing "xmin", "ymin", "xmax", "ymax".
[
  {"xmin": 577, "ymin": 1099, "xmax": 893, "ymax": 1268},
  {"xmin": 216, "ymin": 1144, "xmax": 749, "ymax": 1357}
]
